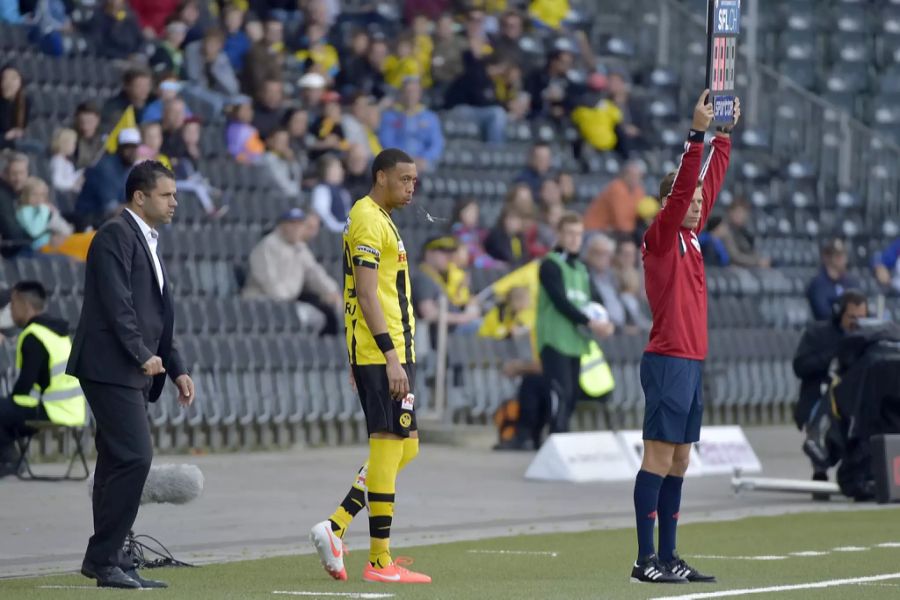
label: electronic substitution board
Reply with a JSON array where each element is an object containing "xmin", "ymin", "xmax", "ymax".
[{"xmin": 705, "ymin": 0, "xmax": 740, "ymax": 124}]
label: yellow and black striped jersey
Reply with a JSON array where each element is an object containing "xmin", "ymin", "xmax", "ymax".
[{"xmin": 342, "ymin": 196, "xmax": 416, "ymax": 365}]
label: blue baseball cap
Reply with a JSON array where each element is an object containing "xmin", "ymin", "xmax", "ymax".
[{"xmin": 279, "ymin": 207, "xmax": 306, "ymax": 222}]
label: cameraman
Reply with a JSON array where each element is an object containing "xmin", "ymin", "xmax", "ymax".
[{"xmin": 792, "ymin": 289, "xmax": 867, "ymax": 494}]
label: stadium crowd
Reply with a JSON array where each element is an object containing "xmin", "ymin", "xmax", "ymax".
[{"xmin": 0, "ymin": 0, "xmax": 899, "ymax": 442}]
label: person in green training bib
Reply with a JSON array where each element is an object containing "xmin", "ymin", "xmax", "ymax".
[{"xmin": 536, "ymin": 212, "xmax": 614, "ymax": 434}]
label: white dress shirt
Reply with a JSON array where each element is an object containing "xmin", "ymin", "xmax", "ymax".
[{"xmin": 125, "ymin": 208, "xmax": 164, "ymax": 293}]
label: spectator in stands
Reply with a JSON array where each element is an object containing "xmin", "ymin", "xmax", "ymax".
[
  {"xmin": 0, "ymin": 65, "xmax": 28, "ymax": 150},
  {"xmin": 793, "ymin": 289, "xmax": 868, "ymax": 492},
  {"xmin": 338, "ymin": 32, "xmax": 389, "ymax": 101},
  {"xmin": 451, "ymin": 196, "xmax": 501, "ymax": 269},
  {"xmin": 168, "ymin": 116, "xmax": 226, "ymax": 217},
  {"xmin": 141, "ymin": 77, "xmax": 194, "ymax": 125},
  {"xmin": 26, "ymin": 0, "xmax": 72, "ymax": 57},
  {"xmin": 160, "ymin": 97, "xmax": 188, "ymax": 150},
  {"xmin": 538, "ymin": 177, "xmax": 563, "ymax": 211},
  {"xmin": 49, "ymin": 128, "xmax": 84, "ymax": 194},
  {"xmin": 873, "ymin": 237, "xmax": 900, "ymax": 294},
  {"xmin": 607, "ymin": 68, "xmax": 649, "ymax": 158},
  {"xmin": 241, "ymin": 17, "xmax": 285, "ymax": 99},
  {"xmin": 384, "ymin": 32, "xmax": 422, "ymax": 90},
  {"xmin": 412, "ymin": 235, "xmax": 482, "ymax": 340},
  {"xmin": 101, "ymin": 67, "xmax": 152, "ymax": 132},
  {"xmin": 479, "ymin": 285, "xmax": 533, "ymax": 340},
  {"xmin": 526, "ymin": 43, "xmax": 579, "ymax": 121},
  {"xmin": 226, "ymin": 96, "xmax": 264, "ymax": 163},
  {"xmin": 136, "ymin": 122, "xmax": 172, "ymax": 168},
  {"xmin": 261, "ymin": 127, "xmax": 302, "ymax": 201},
  {"xmin": 379, "ymin": 77, "xmax": 444, "ymax": 172},
  {"xmin": 183, "ymin": 26, "xmax": 241, "ymax": 116},
  {"xmin": 618, "ymin": 268, "xmax": 652, "ymax": 333},
  {"xmin": 808, "ymin": 238, "xmax": 860, "ymax": 321},
  {"xmin": 558, "ymin": 171, "xmax": 575, "ymax": 204},
  {"xmin": 529, "ymin": 0, "xmax": 571, "ymax": 30},
  {"xmin": 243, "ymin": 208, "xmax": 342, "ymax": 336},
  {"xmin": 722, "ymin": 197, "xmax": 771, "ymax": 268},
  {"xmin": 583, "ymin": 159, "xmax": 646, "ymax": 236},
  {"xmin": 177, "ymin": 0, "xmax": 205, "ymax": 46},
  {"xmin": 444, "ymin": 42, "xmax": 508, "ymax": 143},
  {"xmin": 16, "ymin": 176, "xmax": 73, "ymax": 251},
  {"xmin": 698, "ymin": 216, "xmax": 730, "ymax": 267},
  {"xmin": 343, "ymin": 143, "xmax": 371, "ymax": 201},
  {"xmin": 0, "ymin": 152, "xmax": 34, "ymax": 256},
  {"xmin": 310, "ymin": 92, "xmax": 349, "ymax": 161},
  {"xmin": 283, "ymin": 107, "xmax": 312, "ymax": 166},
  {"xmin": 253, "ymin": 79, "xmax": 286, "ymax": 139},
  {"xmin": 411, "ymin": 14, "xmax": 435, "ymax": 88},
  {"xmin": 537, "ymin": 200, "xmax": 563, "ymax": 250},
  {"xmin": 75, "ymin": 128, "xmax": 140, "ymax": 230},
  {"xmin": 298, "ymin": 72, "xmax": 327, "ymax": 119},
  {"xmin": 295, "ymin": 22, "xmax": 340, "ymax": 81},
  {"xmin": 223, "ymin": 4, "xmax": 251, "ymax": 71},
  {"xmin": 72, "ymin": 101, "xmax": 103, "ymax": 170},
  {"xmin": 484, "ymin": 205, "xmax": 528, "ymax": 267},
  {"xmin": 341, "ymin": 94, "xmax": 382, "ymax": 160},
  {"xmin": 585, "ymin": 234, "xmax": 628, "ymax": 329},
  {"xmin": 89, "ymin": 0, "xmax": 143, "ymax": 60},
  {"xmin": 492, "ymin": 10, "xmax": 526, "ymax": 66},
  {"xmin": 311, "ymin": 154, "xmax": 352, "ymax": 233},
  {"xmin": 613, "ymin": 237, "xmax": 644, "ymax": 291},
  {"xmin": 431, "ymin": 12, "xmax": 466, "ymax": 95},
  {"xmin": 514, "ymin": 142, "xmax": 554, "ymax": 197},
  {"xmin": 150, "ymin": 20, "xmax": 188, "ymax": 77},
  {"xmin": 571, "ymin": 92, "xmax": 622, "ymax": 153},
  {"xmin": 129, "ymin": 0, "xmax": 179, "ymax": 38}
]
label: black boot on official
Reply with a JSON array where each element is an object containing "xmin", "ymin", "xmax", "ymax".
[
  {"xmin": 665, "ymin": 553, "xmax": 717, "ymax": 583},
  {"xmin": 630, "ymin": 553, "xmax": 688, "ymax": 584}
]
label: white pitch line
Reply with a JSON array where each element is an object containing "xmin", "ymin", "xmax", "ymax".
[
  {"xmin": 877, "ymin": 542, "xmax": 900, "ymax": 548},
  {"xmin": 272, "ymin": 593, "xmax": 394, "ymax": 599},
  {"xmin": 832, "ymin": 546, "xmax": 868, "ymax": 552},
  {"xmin": 788, "ymin": 551, "xmax": 829, "ymax": 557},
  {"xmin": 467, "ymin": 549, "xmax": 559, "ymax": 558},
  {"xmin": 648, "ymin": 572, "xmax": 900, "ymax": 600},
  {"xmin": 688, "ymin": 554, "xmax": 786, "ymax": 561}
]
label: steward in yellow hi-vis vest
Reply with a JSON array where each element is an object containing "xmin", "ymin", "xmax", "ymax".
[{"xmin": 0, "ymin": 282, "xmax": 85, "ymax": 476}]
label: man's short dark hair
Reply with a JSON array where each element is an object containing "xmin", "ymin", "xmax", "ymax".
[
  {"xmin": 125, "ymin": 160, "xmax": 175, "ymax": 203},
  {"xmin": 12, "ymin": 280, "xmax": 47, "ymax": 311},
  {"xmin": 123, "ymin": 66, "xmax": 151, "ymax": 85},
  {"xmin": 557, "ymin": 211, "xmax": 583, "ymax": 231},
  {"xmin": 837, "ymin": 289, "xmax": 867, "ymax": 316},
  {"xmin": 371, "ymin": 148, "xmax": 414, "ymax": 183}
]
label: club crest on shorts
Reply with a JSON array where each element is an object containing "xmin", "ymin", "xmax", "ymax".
[{"xmin": 399, "ymin": 413, "xmax": 412, "ymax": 428}]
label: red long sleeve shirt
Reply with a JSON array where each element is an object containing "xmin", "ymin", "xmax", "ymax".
[{"xmin": 642, "ymin": 134, "xmax": 731, "ymax": 360}]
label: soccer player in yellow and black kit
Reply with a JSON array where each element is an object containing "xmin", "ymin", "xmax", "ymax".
[{"xmin": 309, "ymin": 149, "xmax": 431, "ymax": 584}]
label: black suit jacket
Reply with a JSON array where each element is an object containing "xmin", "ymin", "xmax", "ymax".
[{"xmin": 67, "ymin": 210, "xmax": 186, "ymax": 401}]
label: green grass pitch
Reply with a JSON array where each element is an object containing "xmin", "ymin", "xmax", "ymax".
[{"xmin": 3, "ymin": 508, "xmax": 899, "ymax": 599}]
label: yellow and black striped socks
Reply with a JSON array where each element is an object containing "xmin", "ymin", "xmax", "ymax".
[
  {"xmin": 327, "ymin": 437, "xmax": 420, "ymax": 561},
  {"xmin": 329, "ymin": 462, "xmax": 369, "ymax": 539},
  {"xmin": 366, "ymin": 438, "xmax": 404, "ymax": 568}
]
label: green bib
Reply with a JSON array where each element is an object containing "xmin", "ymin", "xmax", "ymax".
[{"xmin": 536, "ymin": 252, "xmax": 592, "ymax": 357}]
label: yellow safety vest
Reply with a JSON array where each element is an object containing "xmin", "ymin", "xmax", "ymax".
[
  {"xmin": 14, "ymin": 322, "xmax": 87, "ymax": 427},
  {"xmin": 579, "ymin": 340, "xmax": 615, "ymax": 398}
]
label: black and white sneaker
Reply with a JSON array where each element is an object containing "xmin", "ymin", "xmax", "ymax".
[
  {"xmin": 665, "ymin": 555, "xmax": 717, "ymax": 583},
  {"xmin": 630, "ymin": 554, "xmax": 688, "ymax": 584}
]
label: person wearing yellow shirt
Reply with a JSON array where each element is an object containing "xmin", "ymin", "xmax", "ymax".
[
  {"xmin": 383, "ymin": 34, "xmax": 422, "ymax": 89},
  {"xmin": 528, "ymin": 0, "xmax": 571, "ymax": 30},
  {"xmin": 411, "ymin": 15, "xmax": 434, "ymax": 89},
  {"xmin": 294, "ymin": 23, "xmax": 340, "ymax": 80},
  {"xmin": 412, "ymin": 236, "xmax": 482, "ymax": 340}
]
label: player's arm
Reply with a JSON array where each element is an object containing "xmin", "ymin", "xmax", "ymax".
[
  {"xmin": 698, "ymin": 97, "xmax": 740, "ymax": 230},
  {"xmin": 643, "ymin": 90, "xmax": 712, "ymax": 254}
]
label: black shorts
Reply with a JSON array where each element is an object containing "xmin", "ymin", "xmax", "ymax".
[{"xmin": 351, "ymin": 362, "xmax": 417, "ymax": 438}]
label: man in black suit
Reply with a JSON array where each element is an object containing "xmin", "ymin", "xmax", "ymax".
[{"xmin": 68, "ymin": 160, "xmax": 195, "ymax": 589}]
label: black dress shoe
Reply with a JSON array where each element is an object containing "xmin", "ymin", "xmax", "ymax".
[
  {"xmin": 80, "ymin": 564, "xmax": 141, "ymax": 589},
  {"xmin": 125, "ymin": 568, "xmax": 169, "ymax": 588}
]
